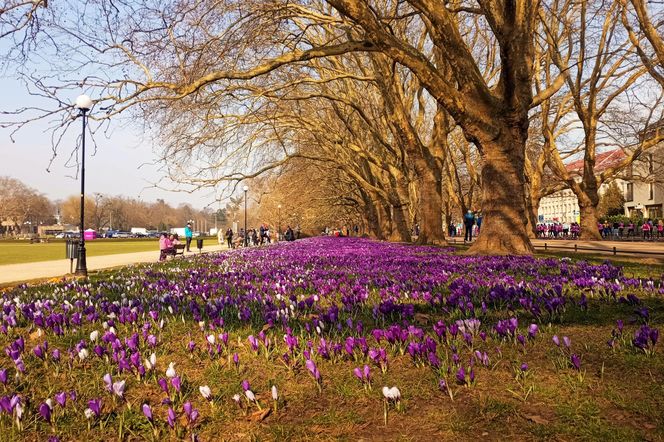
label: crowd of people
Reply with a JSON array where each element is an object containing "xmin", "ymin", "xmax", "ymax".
[
  {"xmin": 535, "ymin": 219, "xmax": 664, "ymax": 240},
  {"xmin": 535, "ymin": 222, "xmax": 581, "ymax": 239}
]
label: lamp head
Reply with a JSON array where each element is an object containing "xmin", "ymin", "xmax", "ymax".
[
  {"xmin": 75, "ymin": 94, "xmax": 93, "ymax": 111},
  {"xmin": 243, "ymin": 185, "xmax": 249, "ymax": 192}
]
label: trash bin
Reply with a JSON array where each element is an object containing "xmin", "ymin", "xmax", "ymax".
[
  {"xmin": 196, "ymin": 238, "xmax": 203, "ymax": 252},
  {"xmin": 65, "ymin": 240, "xmax": 78, "ymax": 259},
  {"xmin": 66, "ymin": 240, "xmax": 78, "ymax": 273}
]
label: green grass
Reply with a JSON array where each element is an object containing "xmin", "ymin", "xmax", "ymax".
[
  {"xmin": 0, "ymin": 239, "xmax": 163, "ymax": 265},
  {"xmin": 0, "ymin": 237, "xmax": 219, "ymax": 265}
]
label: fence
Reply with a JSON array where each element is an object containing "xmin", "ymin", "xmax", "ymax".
[
  {"xmin": 534, "ymin": 242, "xmax": 664, "ymax": 257},
  {"xmin": 447, "ymin": 238, "xmax": 664, "ymax": 257}
]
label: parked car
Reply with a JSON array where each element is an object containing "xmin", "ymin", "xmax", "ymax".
[{"xmin": 115, "ymin": 231, "xmax": 131, "ymax": 238}]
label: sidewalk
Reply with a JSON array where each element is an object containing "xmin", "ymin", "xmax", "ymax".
[
  {"xmin": 0, "ymin": 244, "xmax": 228, "ymax": 286},
  {"xmin": 447, "ymin": 237, "xmax": 664, "ymax": 257}
]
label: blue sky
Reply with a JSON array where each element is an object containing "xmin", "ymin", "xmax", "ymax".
[{"xmin": 0, "ymin": 75, "xmax": 219, "ymax": 209}]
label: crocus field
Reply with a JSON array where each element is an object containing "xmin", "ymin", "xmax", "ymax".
[{"xmin": 1, "ymin": 238, "xmax": 663, "ymax": 441}]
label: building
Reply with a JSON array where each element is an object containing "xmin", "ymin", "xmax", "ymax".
[
  {"xmin": 537, "ymin": 150, "xmax": 627, "ymax": 223},
  {"xmin": 538, "ymin": 136, "xmax": 664, "ymax": 222}
]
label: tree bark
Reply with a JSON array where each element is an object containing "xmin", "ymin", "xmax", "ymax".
[
  {"xmin": 468, "ymin": 129, "xmax": 534, "ymax": 255},
  {"xmin": 579, "ymin": 199, "xmax": 602, "ymax": 240},
  {"xmin": 389, "ymin": 204, "xmax": 411, "ymax": 242},
  {"xmin": 525, "ymin": 192, "xmax": 540, "ymax": 239},
  {"xmin": 415, "ymin": 163, "xmax": 446, "ymax": 245}
]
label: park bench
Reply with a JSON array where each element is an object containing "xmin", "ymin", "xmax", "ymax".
[{"xmin": 174, "ymin": 244, "xmax": 186, "ymax": 256}]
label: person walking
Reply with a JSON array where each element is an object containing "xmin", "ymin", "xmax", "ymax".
[
  {"xmin": 184, "ymin": 222, "xmax": 193, "ymax": 252},
  {"xmin": 642, "ymin": 220, "xmax": 651, "ymax": 240},
  {"xmin": 225, "ymin": 228, "xmax": 233, "ymax": 248},
  {"xmin": 463, "ymin": 210, "xmax": 475, "ymax": 243},
  {"xmin": 476, "ymin": 211, "xmax": 483, "ymax": 235}
]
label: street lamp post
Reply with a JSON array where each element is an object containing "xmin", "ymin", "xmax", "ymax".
[
  {"xmin": 243, "ymin": 185, "xmax": 249, "ymax": 247},
  {"xmin": 278, "ymin": 204, "xmax": 282, "ymax": 241},
  {"xmin": 74, "ymin": 94, "xmax": 93, "ymax": 276}
]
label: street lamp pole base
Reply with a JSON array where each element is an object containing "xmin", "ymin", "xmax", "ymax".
[{"xmin": 75, "ymin": 244, "xmax": 88, "ymax": 277}]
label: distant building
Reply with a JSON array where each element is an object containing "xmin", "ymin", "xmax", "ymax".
[
  {"xmin": 538, "ymin": 133, "xmax": 664, "ymax": 222},
  {"xmin": 538, "ymin": 150, "xmax": 627, "ymax": 223}
]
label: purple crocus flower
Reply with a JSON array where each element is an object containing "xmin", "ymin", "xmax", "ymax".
[
  {"xmin": 0, "ymin": 396, "xmax": 11, "ymax": 413},
  {"xmin": 570, "ymin": 354, "xmax": 581, "ymax": 371},
  {"xmin": 55, "ymin": 392, "xmax": 67, "ymax": 408},
  {"xmin": 241, "ymin": 380, "xmax": 250, "ymax": 392},
  {"xmin": 552, "ymin": 335, "xmax": 560, "ymax": 346},
  {"xmin": 527, "ymin": 324, "xmax": 538, "ymax": 339},
  {"xmin": 233, "ymin": 353, "xmax": 239, "ymax": 366},
  {"xmin": 171, "ymin": 376, "xmax": 182, "ymax": 392},
  {"xmin": 438, "ymin": 379, "xmax": 448, "ymax": 393},
  {"xmin": 33, "ymin": 345, "xmax": 45, "ymax": 360},
  {"xmin": 142, "ymin": 403, "xmax": 152, "ymax": 422},
  {"xmin": 39, "ymin": 402, "xmax": 51, "ymax": 422},
  {"xmin": 0, "ymin": 369, "xmax": 7, "ymax": 385},
  {"xmin": 167, "ymin": 407, "xmax": 176, "ymax": 428},
  {"xmin": 305, "ymin": 359, "xmax": 321, "ymax": 381},
  {"xmin": 352, "ymin": 367, "xmax": 363, "ymax": 381},
  {"xmin": 158, "ymin": 378, "xmax": 169, "ymax": 394},
  {"xmin": 520, "ymin": 363, "xmax": 528, "ymax": 372},
  {"xmin": 183, "ymin": 401, "xmax": 192, "ymax": 417},
  {"xmin": 456, "ymin": 366, "xmax": 466, "ymax": 384},
  {"xmin": 563, "ymin": 336, "xmax": 571, "ymax": 348}
]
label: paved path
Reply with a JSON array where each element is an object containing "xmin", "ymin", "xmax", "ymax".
[{"xmin": 0, "ymin": 244, "xmax": 229, "ymax": 285}]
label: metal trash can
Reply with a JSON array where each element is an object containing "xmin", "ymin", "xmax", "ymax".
[
  {"xmin": 196, "ymin": 238, "xmax": 203, "ymax": 252},
  {"xmin": 65, "ymin": 240, "xmax": 78, "ymax": 259},
  {"xmin": 66, "ymin": 240, "xmax": 78, "ymax": 273}
]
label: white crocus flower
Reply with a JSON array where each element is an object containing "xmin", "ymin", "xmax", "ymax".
[
  {"xmin": 166, "ymin": 362, "xmax": 176, "ymax": 378},
  {"xmin": 206, "ymin": 334, "xmax": 215, "ymax": 345},
  {"xmin": 90, "ymin": 330, "xmax": 99, "ymax": 342},
  {"xmin": 199, "ymin": 385, "xmax": 212, "ymax": 400},
  {"xmin": 271, "ymin": 385, "xmax": 278, "ymax": 401},
  {"xmin": 78, "ymin": 348, "xmax": 89, "ymax": 360}
]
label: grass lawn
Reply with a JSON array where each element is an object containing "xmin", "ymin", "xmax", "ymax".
[{"xmin": 0, "ymin": 239, "xmax": 161, "ymax": 265}]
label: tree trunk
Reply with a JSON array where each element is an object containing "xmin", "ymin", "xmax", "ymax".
[
  {"xmin": 360, "ymin": 191, "xmax": 383, "ymax": 239},
  {"xmin": 415, "ymin": 161, "xmax": 446, "ymax": 245},
  {"xmin": 468, "ymin": 131, "xmax": 534, "ymax": 255},
  {"xmin": 389, "ymin": 204, "xmax": 411, "ymax": 242},
  {"xmin": 525, "ymin": 192, "xmax": 540, "ymax": 239},
  {"xmin": 579, "ymin": 201, "xmax": 602, "ymax": 240}
]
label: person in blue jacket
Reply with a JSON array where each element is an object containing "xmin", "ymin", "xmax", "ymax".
[
  {"xmin": 463, "ymin": 210, "xmax": 476, "ymax": 242},
  {"xmin": 184, "ymin": 222, "xmax": 193, "ymax": 252}
]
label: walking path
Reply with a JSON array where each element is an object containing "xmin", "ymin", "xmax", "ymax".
[
  {"xmin": 0, "ymin": 244, "xmax": 228, "ymax": 286},
  {"xmin": 447, "ymin": 237, "xmax": 664, "ymax": 257}
]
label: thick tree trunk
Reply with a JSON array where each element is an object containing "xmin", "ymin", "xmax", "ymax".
[
  {"xmin": 389, "ymin": 204, "xmax": 411, "ymax": 243},
  {"xmin": 377, "ymin": 202, "xmax": 393, "ymax": 241},
  {"xmin": 579, "ymin": 201, "xmax": 602, "ymax": 240},
  {"xmin": 415, "ymin": 164, "xmax": 446, "ymax": 245},
  {"xmin": 468, "ymin": 131, "xmax": 534, "ymax": 255},
  {"xmin": 525, "ymin": 192, "xmax": 540, "ymax": 239},
  {"xmin": 360, "ymin": 191, "xmax": 383, "ymax": 239}
]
